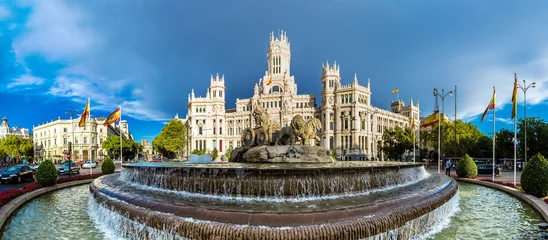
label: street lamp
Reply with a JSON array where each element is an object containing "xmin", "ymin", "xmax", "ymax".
[
  {"xmin": 433, "ymin": 88, "xmax": 453, "ymax": 174},
  {"xmin": 518, "ymin": 80, "xmax": 536, "ymax": 164},
  {"xmin": 65, "ymin": 109, "xmax": 79, "ymax": 178}
]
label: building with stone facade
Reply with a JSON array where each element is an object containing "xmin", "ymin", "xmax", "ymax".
[
  {"xmin": 0, "ymin": 116, "xmax": 31, "ymax": 139},
  {"xmin": 33, "ymin": 117, "xmax": 132, "ymax": 163},
  {"xmin": 183, "ymin": 31, "xmax": 419, "ymax": 160}
]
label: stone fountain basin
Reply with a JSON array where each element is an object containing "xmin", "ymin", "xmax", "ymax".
[
  {"xmin": 119, "ymin": 161, "xmax": 428, "ymax": 198},
  {"xmin": 90, "ymin": 173, "xmax": 456, "ymax": 227}
]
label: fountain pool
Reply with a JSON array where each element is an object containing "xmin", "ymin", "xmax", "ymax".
[{"xmin": 1, "ymin": 182, "xmax": 546, "ymax": 239}]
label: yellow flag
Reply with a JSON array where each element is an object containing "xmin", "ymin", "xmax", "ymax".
[
  {"xmin": 391, "ymin": 88, "xmax": 399, "ymax": 94},
  {"xmin": 78, "ymin": 100, "xmax": 90, "ymax": 127}
]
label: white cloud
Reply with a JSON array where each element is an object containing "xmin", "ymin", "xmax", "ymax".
[
  {"xmin": 12, "ymin": 0, "xmax": 95, "ymax": 62},
  {"xmin": 0, "ymin": 6, "xmax": 10, "ymax": 19},
  {"xmin": 446, "ymin": 48, "xmax": 548, "ymax": 121},
  {"xmin": 7, "ymin": 74, "xmax": 44, "ymax": 88}
]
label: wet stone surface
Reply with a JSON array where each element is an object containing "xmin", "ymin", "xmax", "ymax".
[{"xmin": 96, "ymin": 173, "xmax": 451, "ymax": 213}]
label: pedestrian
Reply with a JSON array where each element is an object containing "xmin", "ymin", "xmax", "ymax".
[{"xmin": 445, "ymin": 159, "xmax": 451, "ymax": 176}]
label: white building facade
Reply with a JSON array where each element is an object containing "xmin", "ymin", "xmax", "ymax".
[
  {"xmin": 33, "ymin": 117, "xmax": 132, "ymax": 162},
  {"xmin": 0, "ymin": 116, "xmax": 31, "ymax": 139},
  {"xmin": 183, "ymin": 31, "xmax": 419, "ymax": 160}
]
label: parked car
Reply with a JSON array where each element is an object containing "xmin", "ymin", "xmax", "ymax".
[
  {"xmin": 31, "ymin": 163, "xmax": 40, "ymax": 170},
  {"xmin": 57, "ymin": 162, "xmax": 80, "ymax": 175},
  {"xmin": 1, "ymin": 165, "xmax": 35, "ymax": 184},
  {"xmin": 114, "ymin": 159, "xmax": 122, "ymax": 164},
  {"xmin": 149, "ymin": 158, "xmax": 161, "ymax": 163},
  {"xmin": 81, "ymin": 160, "xmax": 98, "ymax": 169}
]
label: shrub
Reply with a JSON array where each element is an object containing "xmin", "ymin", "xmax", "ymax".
[
  {"xmin": 192, "ymin": 149, "xmax": 205, "ymax": 156},
  {"xmin": 456, "ymin": 154, "xmax": 478, "ymax": 178},
  {"xmin": 36, "ymin": 160, "xmax": 58, "ymax": 187},
  {"xmin": 102, "ymin": 157, "xmax": 115, "ymax": 174},
  {"xmin": 521, "ymin": 153, "xmax": 548, "ymax": 198},
  {"xmin": 211, "ymin": 148, "xmax": 219, "ymax": 160}
]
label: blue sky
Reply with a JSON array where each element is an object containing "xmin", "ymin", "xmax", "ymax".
[{"xmin": 1, "ymin": 0, "xmax": 548, "ymax": 142}]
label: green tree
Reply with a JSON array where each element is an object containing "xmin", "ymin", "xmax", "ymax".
[
  {"xmin": 381, "ymin": 127, "xmax": 412, "ymax": 161},
  {"xmin": 420, "ymin": 120, "xmax": 485, "ymax": 158},
  {"xmin": 473, "ymin": 136, "xmax": 493, "ymax": 158},
  {"xmin": 102, "ymin": 136, "xmax": 138, "ymax": 160},
  {"xmin": 0, "ymin": 135, "xmax": 34, "ymax": 162},
  {"xmin": 495, "ymin": 129, "xmax": 514, "ymax": 159},
  {"xmin": 518, "ymin": 117, "xmax": 548, "ymax": 160},
  {"xmin": 153, "ymin": 120, "xmax": 187, "ymax": 159}
]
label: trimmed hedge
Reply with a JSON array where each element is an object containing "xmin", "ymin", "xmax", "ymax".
[
  {"xmin": 101, "ymin": 157, "xmax": 115, "ymax": 174},
  {"xmin": 36, "ymin": 160, "xmax": 58, "ymax": 187},
  {"xmin": 456, "ymin": 154, "xmax": 478, "ymax": 178},
  {"xmin": 521, "ymin": 153, "xmax": 548, "ymax": 198}
]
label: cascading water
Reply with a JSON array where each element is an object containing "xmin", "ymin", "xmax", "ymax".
[
  {"xmin": 120, "ymin": 163, "xmax": 429, "ymax": 200},
  {"xmin": 89, "ymin": 162, "xmax": 458, "ymax": 239}
]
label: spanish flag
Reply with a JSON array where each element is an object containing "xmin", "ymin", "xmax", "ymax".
[
  {"xmin": 391, "ymin": 88, "xmax": 399, "ymax": 94},
  {"xmin": 421, "ymin": 110, "xmax": 439, "ymax": 128},
  {"xmin": 511, "ymin": 73, "xmax": 518, "ymax": 119},
  {"xmin": 481, "ymin": 88, "xmax": 496, "ymax": 123},
  {"xmin": 103, "ymin": 108, "xmax": 121, "ymax": 126},
  {"xmin": 266, "ymin": 77, "xmax": 273, "ymax": 86},
  {"xmin": 78, "ymin": 99, "xmax": 90, "ymax": 127}
]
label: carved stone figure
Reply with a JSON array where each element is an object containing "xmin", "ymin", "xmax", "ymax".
[{"xmin": 275, "ymin": 115, "xmax": 322, "ymax": 146}]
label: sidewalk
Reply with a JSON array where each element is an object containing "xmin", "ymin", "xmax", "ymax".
[{"xmin": 425, "ymin": 166, "xmax": 522, "ymax": 184}]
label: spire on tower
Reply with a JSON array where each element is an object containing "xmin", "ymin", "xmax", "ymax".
[
  {"xmin": 368, "ymin": 78, "xmax": 371, "ymax": 89},
  {"xmin": 353, "ymin": 73, "xmax": 358, "ymax": 85}
]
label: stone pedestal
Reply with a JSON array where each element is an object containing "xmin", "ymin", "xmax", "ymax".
[{"xmin": 242, "ymin": 145, "xmax": 333, "ymax": 163}]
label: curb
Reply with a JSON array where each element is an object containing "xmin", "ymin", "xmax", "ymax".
[
  {"xmin": 456, "ymin": 178, "xmax": 548, "ymax": 222},
  {"xmin": 0, "ymin": 179, "xmax": 95, "ymax": 230}
]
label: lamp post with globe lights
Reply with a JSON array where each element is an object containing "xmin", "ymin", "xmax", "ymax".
[
  {"xmin": 518, "ymin": 80, "xmax": 536, "ymax": 164},
  {"xmin": 433, "ymin": 88, "xmax": 453, "ymax": 173}
]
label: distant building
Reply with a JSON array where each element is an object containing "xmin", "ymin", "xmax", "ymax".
[
  {"xmin": 32, "ymin": 117, "xmax": 133, "ymax": 163},
  {"xmin": 0, "ymin": 116, "xmax": 31, "ymax": 139},
  {"xmin": 142, "ymin": 139, "xmax": 153, "ymax": 160},
  {"xmin": 179, "ymin": 31, "xmax": 419, "ymax": 160}
]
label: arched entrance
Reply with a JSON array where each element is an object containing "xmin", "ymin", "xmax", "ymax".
[{"xmin": 83, "ymin": 150, "xmax": 89, "ymax": 160}]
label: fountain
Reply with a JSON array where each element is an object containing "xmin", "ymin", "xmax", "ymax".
[{"xmin": 89, "ymin": 112, "xmax": 458, "ymax": 239}]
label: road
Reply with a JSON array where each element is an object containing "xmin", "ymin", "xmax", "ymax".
[
  {"xmin": 426, "ymin": 167, "xmax": 523, "ymax": 183},
  {"xmin": 0, "ymin": 163, "xmax": 123, "ymax": 192}
]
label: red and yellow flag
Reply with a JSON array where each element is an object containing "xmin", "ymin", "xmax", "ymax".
[
  {"xmin": 78, "ymin": 100, "xmax": 90, "ymax": 127},
  {"xmin": 481, "ymin": 88, "xmax": 496, "ymax": 123},
  {"xmin": 266, "ymin": 77, "xmax": 273, "ymax": 86},
  {"xmin": 421, "ymin": 110, "xmax": 439, "ymax": 128},
  {"xmin": 511, "ymin": 73, "xmax": 518, "ymax": 119},
  {"xmin": 103, "ymin": 108, "xmax": 121, "ymax": 126}
]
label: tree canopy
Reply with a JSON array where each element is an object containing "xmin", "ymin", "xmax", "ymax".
[
  {"xmin": 380, "ymin": 127, "xmax": 412, "ymax": 161},
  {"xmin": 0, "ymin": 135, "xmax": 34, "ymax": 162},
  {"xmin": 153, "ymin": 119, "xmax": 187, "ymax": 159},
  {"xmin": 101, "ymin": 135, "xmax": 139, "ymax": 160}
]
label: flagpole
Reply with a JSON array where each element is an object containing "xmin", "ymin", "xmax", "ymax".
[
  {"xmin": 120, "ymin": 106, "xmax": 123, "ymax": 163},
  {"xmin": 513, "ymin": 113, "xmax": 517, "ymax": 186},
  {"xmin": 89, "ymin": 98, "xmax": 92, "ymax": 176},
  {"xmin": 492, "ymin": 86, "xmax": 496, "ymax": 182}
]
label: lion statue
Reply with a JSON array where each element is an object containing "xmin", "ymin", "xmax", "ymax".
[{"xmin": 276, "ymin": 115, "xmax": 321, "ymax": 146}]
